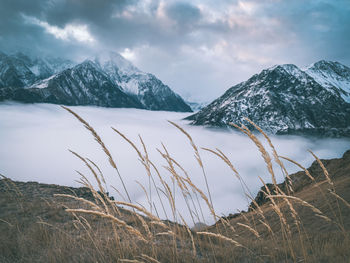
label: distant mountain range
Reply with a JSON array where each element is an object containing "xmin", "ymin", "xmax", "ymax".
[
  {"xmin": 187, "ymin": 60, "xmax": 350, "ymax": 137},
  {"xmin": 0, "ymin": 51, "xmax": 192, "ymax": 112},
  {"xmin": 185, "ymin": 101, "xmax": 209, "ymax": 112}
]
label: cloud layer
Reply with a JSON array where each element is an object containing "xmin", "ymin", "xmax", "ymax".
[
  {"xmin": 1, "ymin": 0, "xmax": 349, "ymax": 101},
  {"xmin": 1, "ymin": 102, "xmax": 349, "ymax": 224}
]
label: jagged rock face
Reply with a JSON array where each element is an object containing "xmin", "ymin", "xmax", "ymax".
[
  {"xmin": 187, "ymin": 63, "xmax": 350, "ymax": 137},
  {"xmin": 18, "ymin": 61, "xmax": 144, "ymax": 108},
  {"xmin": 0, "ymin": 52, "xmax": 74, "ymax": 88},
  {"xmin": 0, "ymin": 52, "xmax": 37, "ymax": 88},
  {"xmin": 136, "ymin": 74, "xmax": 192, "ymax": 111},
  {"xmin": 0, "ymin": 51, "xmax": 191, "ymax": 112},
  {"xmin": 11, "ymin": 52, "xmax": 53, "ymax": 80},
  {"xmin": 94, "ymin": 52, "xmax": 192, "ymax": 112}
]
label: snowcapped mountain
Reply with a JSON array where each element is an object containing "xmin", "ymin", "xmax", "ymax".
[
  {"xmin": 186, "ymin": 100, "xmax": 209, "ymax": 112},
  {"xmin": 93, "ymin": 51, "xmax": 192, "ymax": 112},
  {"xmin": 0, "ymin": 50, "xmax": 191, "ymax": 112},
  {"xmin": 18, "ymin": 60, "xmax": 143, "ymax": 107},
  {"xmin": 187, "ymin": 62, "xmax": 350, "ymax": 137},
  {"xmin": 0, "ymin": 52, "xmax": 74, "ymax": 88},
  {"xmin": 0, "ymin": 52, "xmax": 37, "ymax": 88},
  {"xmin": 305, "ymin": 60, "xmax": 350, "ymax": 102},
  {"xmin": 11, "ymin": 52, "xmax": 75, "ymax": 79}
]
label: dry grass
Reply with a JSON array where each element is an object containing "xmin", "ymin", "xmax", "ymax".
[{"xmin": 0, "ymin": 107, "xmax": 349, "ymax": 262}]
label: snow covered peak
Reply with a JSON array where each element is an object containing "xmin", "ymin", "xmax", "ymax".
[
  {"xmin": 280, "ymin": 64, "xmax": 300, "ymax": 73},
  {"xmin": 0, "ymin": 52, "xmax": 37, "ymax": 87},
  {"xmin": 307, "ymin": 60, "xmax": 343, "ymax": 71},
  {"xmin": 6, "ymin": 51, "xmax": 75, "ymax": 80},
  {"xmin": 250, "ymin": 63, "xmax": 311, "ymax": 88},
  {"xmin": 27, "ymin": 60, "xmax": 97, "ymax": 90},
  {"xmin": 266, "ymin": 64, "xmax": 305, "ymax": 77},
  {"xmin": 79, "ymin": 59, "xmax": 99, "ymax": 68},
  {"xmin": 261, "ymin": 61, "xmax": 350, "ymax": 100},
  {"xmin": 88, "ymin": 51, "xmax": 191, "ymax": 111},
  {"xmin": 93, "ymin": 51, "xmax": 140, "ymax": 75},
  {"xmin": 305, "ymin": 60, "xmax": 350, "ymax": 102}
]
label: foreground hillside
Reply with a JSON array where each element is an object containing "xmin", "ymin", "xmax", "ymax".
[
  {"xmin": 1, "ymin": 148, "xmax": 349, "ymax": 262},
  {"xmin": 216, "ymin": 149, "xmax": 350, "ymax": 236}
]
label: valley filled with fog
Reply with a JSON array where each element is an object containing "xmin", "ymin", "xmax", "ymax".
[{"xmin": 1, "ymin": 102, "xmax": 349, "ymax": 224}]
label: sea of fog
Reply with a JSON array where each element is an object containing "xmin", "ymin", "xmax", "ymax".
[{"xmin": 1, "ymin": 102, "xmax": 349, "ymax": 225}]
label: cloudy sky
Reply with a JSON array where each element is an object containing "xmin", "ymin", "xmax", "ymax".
[{"xmin": 1, "ymin": 0, "xmax": 349, "ymax": 102}]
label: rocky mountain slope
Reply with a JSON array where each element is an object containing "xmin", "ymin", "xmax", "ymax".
[
  {"xmin": 0, "ymin": 51, "xmax": 191, "ymax": 112},
  {"xmin": 187, "ymin": 61, "xmax": 350, "ymax": 136},
  {"xmin": 305, "ymin": 60, "xmax": 350, "ymax": 102},
  {"xmin": 0, "ymin": 52, "xmax": 74, "ymax": 88},
  {"xmin": 93, "ymin": 52, "xmax": 191, "ymax": 111},
  {"xmin": 23, "ymin": 60, "xmax": 143, "ymax": 107}
]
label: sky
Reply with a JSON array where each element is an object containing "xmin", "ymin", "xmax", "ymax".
[
  {"xmin": 1, "ymin": 0, "xmax": 350, "ymax": 102},
  {"xmin": 1, "ymin": 102, "xmax": 349, "ymax": 224}
]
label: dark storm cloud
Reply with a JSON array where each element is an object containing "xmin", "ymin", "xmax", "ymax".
[
  {"xmin": 0, "ymin": 0, "xmax": 349, "ymax": 101},
  {"xmin": 44, "ymin": 0, "xmax": 134, "ymax": 27},
  {"xmin": 84, "ymin": 1, "xmax": 203, "ymax": 51},
  {"xmin": 166, "ymin": 2, "xmax": 202, "ymax": 26},
  {"xmin": 0, "ymin": 0, "xmax": 135, "ymax": 58},
  {"xmin": 0, "ymin": 0, "xmax": 46, "ymax": 42}
]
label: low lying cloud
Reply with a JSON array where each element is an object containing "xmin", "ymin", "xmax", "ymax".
[{"xmin": 1, "ymin": 102, "xmax": 349, "ymax": 225}]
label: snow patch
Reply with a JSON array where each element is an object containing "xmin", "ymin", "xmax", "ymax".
[{"xmin": 28, "ymin": 74, "xmax": 56, "ymax": 89}]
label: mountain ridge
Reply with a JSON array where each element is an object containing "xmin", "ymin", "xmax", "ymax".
[
  {"xmin": 92, "ymin": 52, "xmax": 192, "ymax": 112},
  {"xmin": 0, "ymin": 51, "xmax": 192, "ymax": 112},
  {"xmin": 187, "ymin": 60, "xmax": 350, "ymax": 137}
]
